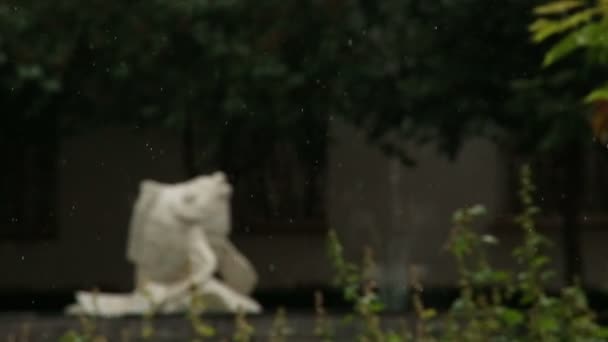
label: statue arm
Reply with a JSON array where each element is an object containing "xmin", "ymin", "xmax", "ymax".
[
  {"xmin": 160, "ymin": 227, "xmax": 218, "ymax": 303},
  {"xmin": 215, "ymin": 240, "xmax": 258, "ymax": 295}
]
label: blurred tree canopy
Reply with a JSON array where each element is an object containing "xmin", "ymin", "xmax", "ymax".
[{"xmin": 1, "ymin": 0, "xmax": 598, "ymax": 165}]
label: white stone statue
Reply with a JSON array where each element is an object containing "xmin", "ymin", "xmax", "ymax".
[{"xmin": 66, "ymin": 172, "xmax": 262, "ymax": 317}]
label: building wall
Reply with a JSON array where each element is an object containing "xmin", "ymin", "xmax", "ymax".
[
  {"xmin": 0, "ymin": 127, "xmax": 185, "ymax": 291},
  {"xmin": 328, "ymin": 120, "xmax": 608, "ymax": 291},
  {"xmin": 0, "ymin": 123, "xmax": 607, "ymax": 294},
  {"xmin": 328, "ymin": 120, "xmax": 511, "ymax": 289}
]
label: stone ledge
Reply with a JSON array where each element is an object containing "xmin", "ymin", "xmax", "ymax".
[{"xmin": 0, "ymin": 312, "xmax": 411, "ymax": 341}]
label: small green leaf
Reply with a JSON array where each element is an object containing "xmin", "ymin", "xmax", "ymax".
[
  {"xmin": 58, "ymin": 330, "xmax": 87, "ymax": 342},
  {"xmin": 367, "ymin": 299, "xmax": 385, "ymax": 313},
  {"xmin": 533, "ymin": 0, "xmax": 585, "ymax": 15},
  {"xmin": 584, "ymin": 85, "xmax": 608, "ymax": 103},
  {"xmin": 385, "ymin": 331, "xmax": 404, "ymax": 342},
  {"xmin": 543, "ymin": 23, "xmax": 604, "ymax": 66},
  {"xmin": 193, "ymin": 323, "xmax": 216, "ymax": 337},
  {"xmin": 499, "ymin": 308, "xmax": 525, "ymax": 327},
  {"xmin": 532, "ymin": 256, "xmax": 550, "ymax": 268},
  {"xmin": 597, "ymin": 326, "xmax": 608, "ymax": 338},
  {"xmin": 421, "ymin": 308, "xmax": 437, "ymax": 320},
  {"xmin": 531, "ymin": 8, "xmax": 598, "ymax": 43},
  {"xmin": 538, "ymin": 316, "xmax": 560, "ymax": 332},
  {"xmin": 491, "ymin": 270, "xmax": 510, "ymax": 283}
]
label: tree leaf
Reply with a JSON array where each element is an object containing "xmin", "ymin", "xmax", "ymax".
[
  {"xmin": 584, "ymin": 85, "xmax": 608, "ymax": 103},
  {"xmin": 499, "ymin": 307, "xmax": 524, "ymax": 327},
  {"xmin": 421, "ymin": 308, "xmax": 437, "ymax": 320},
  {"xmin": 533, "ymin": 0, "xmax": 585, "ymax": 15},
  {"xmin": 530, "ymin": 8, "xmax": 598, "ymax": 43},
  {"xmin": 543, "ymin": 22, "xmax": 604, "ymax": 66}
]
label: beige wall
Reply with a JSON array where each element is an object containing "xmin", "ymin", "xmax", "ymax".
[
  {"xmin": 328, "ymin": 120, "xmax": 510, "ymax": 289},
  {"xmin": 1, "ymin": 122, "xmax": 607, "ymax": 294}
]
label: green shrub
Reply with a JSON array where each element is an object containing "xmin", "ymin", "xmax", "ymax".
[{"xmin": 327, "ymin": 164, "xmax": 608, "ymax": 341}]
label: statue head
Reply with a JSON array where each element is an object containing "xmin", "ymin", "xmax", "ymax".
[
  {"xmin": 165, "ymin": 171, "xmax": 233, "ymax": 236},
  {"xmin": 127, "ymin": 172, "xmax": 233, "ymax": 265}
]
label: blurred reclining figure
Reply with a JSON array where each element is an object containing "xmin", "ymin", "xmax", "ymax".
[{"xmin": 66, "ymin": 172, "xmax": 261, "ymax": 317}]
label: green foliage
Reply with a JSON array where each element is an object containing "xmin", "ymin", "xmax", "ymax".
[
  {"xmin": 58, "ymin": 313, "xmax": 107, "ymax": 342},
  {"xmin": 534, "ymin": 0, "xmax": 587, "ymax": 14},
  {"xmin": 440, "ymin": 165, "xmax": 607, "ymax": 341},
  {"xmin": 233, "ymin": 310, "xmax": 255, "ymax": 342},
  {"xmin": 314, "ymin": 291, "xmax": 335, "ymax": 342},
  {"xmin": 530, "ymin": 8, "xmax": 599, "ymax": 44},
  {"xmin": 187, "ymin": 285, "xmax": 217, "ymax": 339},
  {"xmin": 531, "ymin": 0, "xmax": 608, "ymax": 103},
  {"xmin": 327, "ymin": 164, "xmax": 608, "ymax": 341},
  {"xmin": 327, "ymin": 229, "xmax": 363, "ymax": 304},
  {"xmin": 269, "ymin": 307, "xmax": 292, "ymax": 342},
  {"xmin": 58, "ymin": 331, "xmax": 107, "ymax": 342},
  {"xmin": 1, "ymin": 0, "xmax": 595, "ymax": 168},
  {"xmin": 585, "ymin": 84, "xmax": 608, "ymax": 103},
  {"xmin": 327, "ymin": 230, "xmax": 393, "ymax": 341}
]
